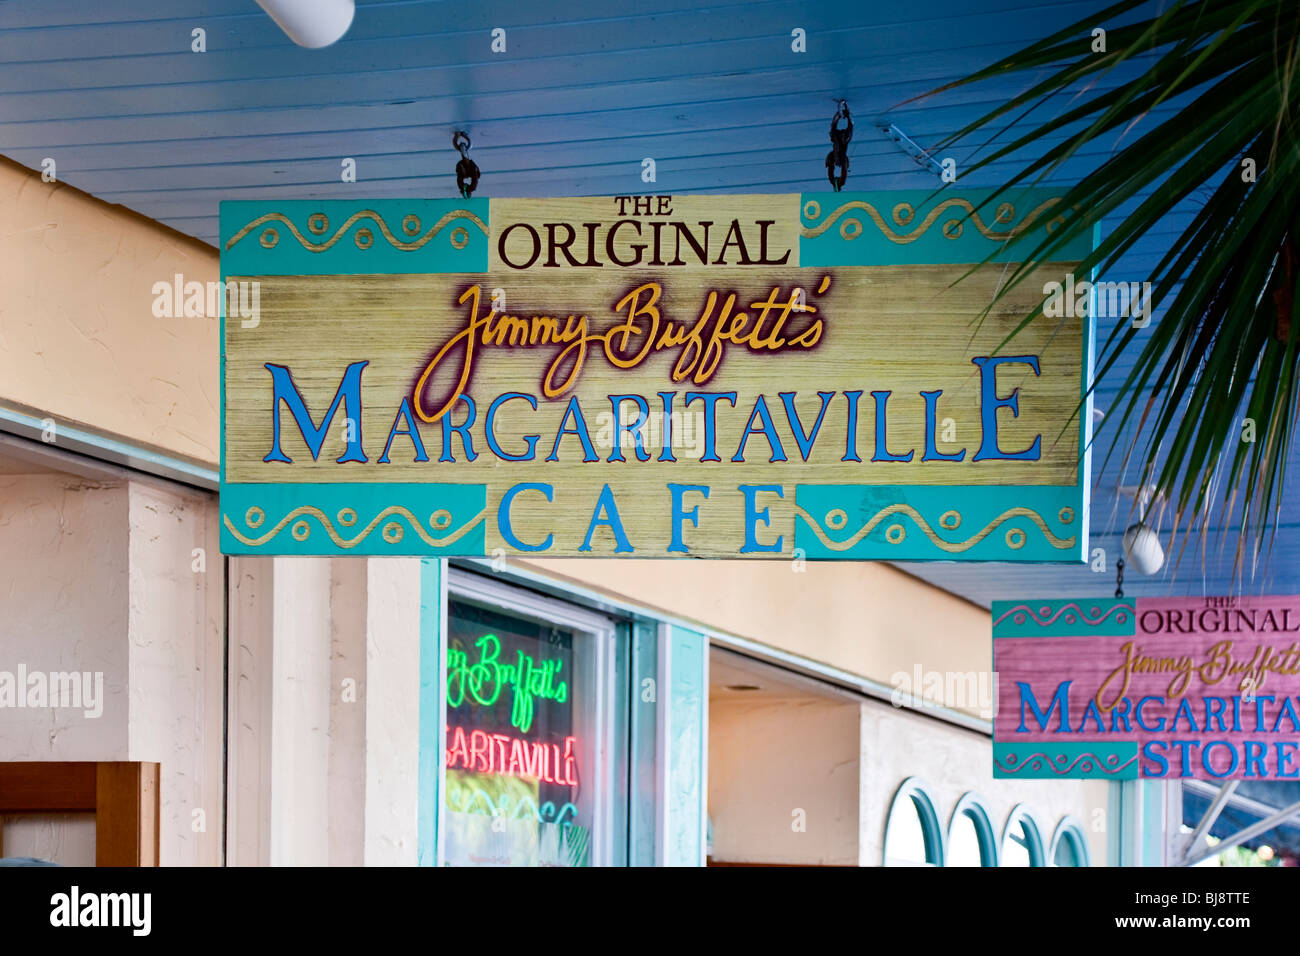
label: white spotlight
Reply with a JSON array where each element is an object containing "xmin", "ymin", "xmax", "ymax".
[
  {"xmin": 255, "ymin": 0, "xmax": 355, "ymax": 49},
  {"xmin": 1122, "ymin": 522, "xmax": 1165, "ymax": 575}
]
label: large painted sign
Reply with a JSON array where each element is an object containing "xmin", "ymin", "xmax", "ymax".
[
  {"xmin": 993, "ymin": 596, "xmax": 1300, "ymax": 780},
  {"xmin": 220, "ymin": 190, "xmax": 1092, "ymax": 558}
]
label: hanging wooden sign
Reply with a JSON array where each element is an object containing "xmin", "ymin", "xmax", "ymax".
[
  {"xmin": 993, "ymin": 596, "xmax": 1300, "ymax": 780},
  {"xmin": 219, "ymin": 190, "xmax": 1092, "ymax": 558}
]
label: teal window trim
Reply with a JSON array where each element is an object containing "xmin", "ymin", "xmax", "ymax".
[
  {"xmin": 1048, "ymin": 815, "xmax": 1091, "ymax": 867},
  {"xmin": 610, "ymin": 621, "xmax": 632, "ymax": 868},
  {"xmin": 883, "ymin": 776, "xmax": 945, "ymax": 866},
  {"xmin": 653, "ymin": 622, "xmax": 709, "ymax": 867},
  {"xmin": 417, "ymin": 558, "xmax": 447, "ymax": 866},
  {"xmin": 627, "ymin": 619, "xmax": 660, "ymax": 866},
  {"xmin": 1001, "ymin": 803, "xmax": 1046, "ymax": 867},
  {"xmin": 948, "ymin": 792, "xmax": 999, "ymax": 867},
  {"xmin": 1108, "ymin": 779, "xmax": 1165, "ymax": 866}
]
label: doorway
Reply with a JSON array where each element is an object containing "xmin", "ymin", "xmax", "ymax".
[{"xmin": 706, "ymin": 647, "xmax": 860, "ymax": 865}]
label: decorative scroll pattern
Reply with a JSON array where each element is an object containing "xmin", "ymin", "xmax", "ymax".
[
  {"xmin": 792, "ymin": 502, "xmax": 1075, "ymax": 554},
  {"xmin": 996, "ymin": 751, "xmax": 1138, "ymax": 776},
  {"xmin": 799, "ymin": 197, "xmax": 1064, "ymax": 243},
  {"xmin": 993, "ymin": 602, "xmax": 1135, "ymax": 628},
  {"xmin": 223, "ymin": 208, "xmax": 489, "ymax": 252},
  {"xmin": 222, "ymin": 503, "xmax": 486, "ymax": 549}
]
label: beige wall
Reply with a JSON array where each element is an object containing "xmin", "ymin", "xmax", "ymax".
[
  {"xmin": 520, "ymin": 557, "xmax": 991, "ymax": 715},
  {"xmin": 708, "ymin": 698, "xmax": 860, "ymax": 865},
  {"xmin": 0, "ymin": 152, "xmax": 994, "ymax": 711},
  {"xmin": 0, "ymin": 469, "xmax": 224, "ymax": 865},
  {"xmin": 226, "ymin": 555, "xmax": 423, "ymax": 866},
  {"xmin": 126, "ymin": 480, "xmax": 225, "ymax": 866},
  {"xmin": 0, "ymin": 151, "xmax": 1109, "ymax": 868},
  {"xmin": 0, "ymin": 474, "xmax": 130, "ymax": 762},
  {"xmin": 0, "ymin": 156, "xmax": 218, "ymax": 466}
]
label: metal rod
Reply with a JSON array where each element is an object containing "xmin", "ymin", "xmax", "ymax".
[
  {"xmin": 1182, "ymin": 797, "xmax": 1300, "ymax": 866},
  {"xmin": 1182, "ymin": 780, "xmax": 1239, "ymax": 862}
]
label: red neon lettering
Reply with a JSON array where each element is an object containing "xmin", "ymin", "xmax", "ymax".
[
  {"xmin": 562, "ymin": 735, "xmax": 578, "ymax": 786},
  {"xmin": 550, "ymin": 743, "xmax": 563, "ymax": 784},
  {"xmin": 522, "ymin": 739, "xmax": 543, "ymax": 778},
  {"xmin": 446, "ymin": 726, "xmax": 469, "ymax": 768},
  {"xmin": 469, "ymin": 730, "xmax": 490, "ymax": 771},
  {"xmin": 508, "ymin": 738, "xmax": 526, "ymax": 776},
  {"xmin": 445, "ymin": 726, "xmax": 580, "ymax": 787},
  {"xmin": 491, "ymin": 733, "xmax": 511, "ymax": 774}
]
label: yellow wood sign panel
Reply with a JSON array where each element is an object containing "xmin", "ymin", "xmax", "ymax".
[{"xmin": 219, "ymin": 191, "xmax": 1091, "ymax": 560}]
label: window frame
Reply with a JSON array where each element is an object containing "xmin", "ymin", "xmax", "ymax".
[{"xmin": 443, "ymin": 567, "xmax": 620, "ymax": 867}]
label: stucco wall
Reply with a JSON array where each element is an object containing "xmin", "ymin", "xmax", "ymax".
[
  {"xmin": 0, "ymin": 471, "xmax": 224, "ymax": 865},
  {"xmin": 708, "ymin": 697, "xmax": 860, "ymax": 865},
  {"xmin": 0, "ymin": 156, "xmax": 218, "ymax": 466},
  {"xmin": 0, "ymin": 152, "xmax": 997, "ymax": 718},
  {"xmin": 0, "ymin": 474, "xmax": 130, "ymax": 762},
  {"xmin": 0, "ymin": 472, "xmax": 126, "ymax": 865},
  {"xmin": 126, "ymin": 480, "xmax": 224, "ymax": 866},
  {"xmin": 225, "ymin": 555, "xmax": 423, "ymax": 866},
  {"xmin": 860, "ymin": 698, "xmax": 1110, "ymax": 866}
]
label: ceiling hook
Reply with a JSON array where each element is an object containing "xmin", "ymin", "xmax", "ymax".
[
  {"xmin": 826, "ymin": 100, "xmax": 852, "ymax": 193},
  {"xmin": 453, "ymin": 130, "xmax": 479, "ymax": 198}
]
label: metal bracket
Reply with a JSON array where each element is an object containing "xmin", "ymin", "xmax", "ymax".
[{"xmin": 875, "ymin": 119, "xmax": 944, "ymax": 176}]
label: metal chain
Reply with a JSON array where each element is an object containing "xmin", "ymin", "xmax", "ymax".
[
  {"xmin": 1115, "ymin": 557, "xmax": 1126, "ymax": 599},
  {"xmin": 825, "ymin": 100, "xmax": 852, "ymax": 192}
]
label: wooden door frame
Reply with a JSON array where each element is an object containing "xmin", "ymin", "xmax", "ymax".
[{"xmin": 0, "ymin": 761, "xmax": 160, "ymax": 866}]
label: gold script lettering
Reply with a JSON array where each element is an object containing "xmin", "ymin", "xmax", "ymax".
[{"xmin": 413, "ymin": 279, "xmax": 828, "ymax": 424}]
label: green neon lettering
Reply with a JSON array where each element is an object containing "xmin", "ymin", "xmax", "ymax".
[{"xmin": 446, "ymin": 632, "xmax": 570, "ymax": 732}]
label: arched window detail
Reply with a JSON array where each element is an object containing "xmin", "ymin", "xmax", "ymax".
[
  {"xmin": 1000, "ymin": 804, "xmax": 1045, "ymax": 867},
  {"xmin": 947, "ymin": 792, "xmax": 998, "ymax": 867},
  {"xmin": 1049, "ymin": 816, "xmax": 1091, "ymax": 867},
  {"xmin": 883, "ymin": 777, "xmax": 945, "ymax": 866}
]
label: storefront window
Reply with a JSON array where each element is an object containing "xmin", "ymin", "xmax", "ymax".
[{"xmin": 442, "ymin": 594, "xmax": 609, "ymax": 866}]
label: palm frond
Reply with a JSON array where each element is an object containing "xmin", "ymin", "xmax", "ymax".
[{"xmin": 910, "ymin": 0, "xmax": 1300, "ymax": 576}]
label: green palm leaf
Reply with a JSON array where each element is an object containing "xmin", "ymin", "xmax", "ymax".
[{"xmin": 912, "ymin": 0, "xmax": 1300, "ymax": 577}]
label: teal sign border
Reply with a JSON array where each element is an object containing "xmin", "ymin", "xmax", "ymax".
[
  {"xmin": 991, "ymin": 598, "xmax": 1137, "ymax": 637},
  {"xmin": 795, "ymin": 485, "xmax": 1084, "ymax": 563},
  {"xmin": 220, "ymin": 199, "xmax": 489, "ymax": 276},
  {"xmin": 993, "ymin": 742, "xmax": 1141, "ymax": 780},
  {"xmin": 798, "ymin": 187, "xmax": 1090, "ymax": 266},
  {"xmin": 220, "ymin": 482, "xmax": 486, "ymax": 556}
]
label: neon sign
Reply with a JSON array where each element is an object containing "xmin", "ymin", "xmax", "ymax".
[
  {"xmin": 446, "ymin": 725, "xmax": 579, "ymax": 787},
  {"xmin": 447, "ymin": 632, "xmax": 568, "ymax": 732}
]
